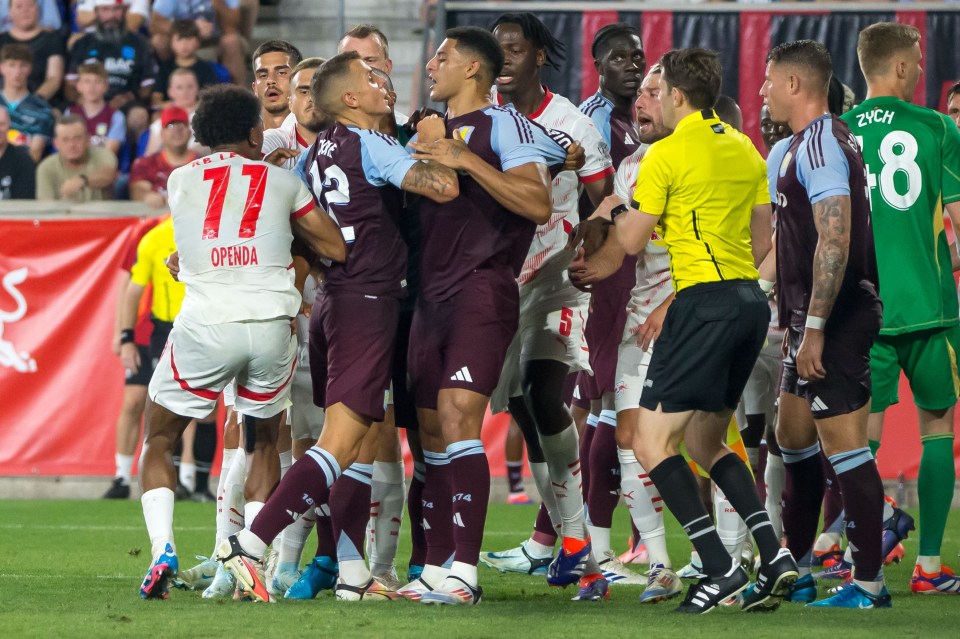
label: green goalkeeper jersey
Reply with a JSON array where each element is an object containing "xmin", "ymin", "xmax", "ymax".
[{"xmin": 842, "ymin": 96, "xmax": 960, "ymax": 335}]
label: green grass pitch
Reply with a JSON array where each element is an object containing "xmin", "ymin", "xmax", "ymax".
[{"xmin": 2, "ymin": 500, "xmax": 959, "ymax": 637}]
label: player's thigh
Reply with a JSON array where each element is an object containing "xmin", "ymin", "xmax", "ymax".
[
  {"xmin": 490, "ymin": 328, "xmax": 524, "ymax": 415},
  {"xmin": 236, "ymin": 319, "xmax": 298, "ymax": 419},
  {"xmin": 640, "ymin": 282, "xmax": 764, "ymax": 413},
  {"xmin": 900, "ymin": 326, "xmax": 960, "ymax": 412},
  {"xmin": 148, "ymin": 319, "xmax": 243, "ymax": 420},
  {"xmin": 868, "ymin": 336, "xmax": 901, "ymax": 413},
  {"xmin": 441, "ymin": 269, "xmax": 520, "ymax": 398},
  {"xmin": 319, "ymin": 293, "xmax": 399, "ymax": 423}
]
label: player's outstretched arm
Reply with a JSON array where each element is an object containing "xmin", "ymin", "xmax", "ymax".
[
  {"xmin": 294, "ymin": 208, "xmax": 348, "ymax": 264},
  {"xmin": 400, "ymin": 161, "xmax": 460, "ymax": 203},
  {"xmin": 808, "ymin": 194, "xmax": 850, "ymax": 321},
  {"xmin": 118, "ymin": 281, "xmax": 146, "ymax": 374},
  {"xmin": 751, "ymin": 203, "xmax": 773, "ymax": 268}
]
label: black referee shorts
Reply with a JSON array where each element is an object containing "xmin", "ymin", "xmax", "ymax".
[{"xmin": 639, "ymin": 279, "xmax": 769, "ymax": 413}]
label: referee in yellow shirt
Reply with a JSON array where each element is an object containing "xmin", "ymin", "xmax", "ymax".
[{"xmin": 594, "ymin": 48, "xmax": 793, "ymax": 614}]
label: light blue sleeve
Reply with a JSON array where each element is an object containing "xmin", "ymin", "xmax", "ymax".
[
  {"xmin": 765, "ymin": 136, "xmax": 792, "ymax": 203},
  {"xmin": 797, "ymin": 122, "xmax": 850, "ymax": 205},
  {"xmin": 489, "ymin": 108, "xmax": 562, "ymax": 172},
  {"xmin": 107, "ymin": 110, "xmax": 126, "ymax": 143},
  {"xmin": 294, "ymin": 149, "xmax": 310, "ymax": 184},
  {"xmin": 584, "ymin": 103, "xmax": 612, "ymax": 147},
  {"xmin": 359, "ymin": 130, "xmax": 417, "ymax": 188}
]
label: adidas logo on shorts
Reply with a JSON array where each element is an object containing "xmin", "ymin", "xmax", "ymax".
[{"xmin": 450, "ymin": 367, "xmax": 473, "ymax": 383}]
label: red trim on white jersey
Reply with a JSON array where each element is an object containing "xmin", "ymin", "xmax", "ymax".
[
  {"xmin": 579, "ymin": 165, "xmax": 615, "ymax": 184},
  {"xmin": 291, "ymin": 201, "xmax": 314, "ymax": 220},
  {"xmin": 236, "ymin": 358, "xmax": 297, "ymax": 402}
]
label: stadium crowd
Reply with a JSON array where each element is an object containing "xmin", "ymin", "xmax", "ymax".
[{"xmin": 24, "ymin": 0, "xmax": 956, "ymax": 615}]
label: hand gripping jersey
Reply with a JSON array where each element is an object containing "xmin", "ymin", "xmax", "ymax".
[
  {"xmin": 766, "ymin": 115, "xmax": 881, "ymax": 330},
  {"xmin": 167, "ymin": 152, "xmax": 315, "ymax": 325},
  {"xmin": 417, "ymin": 104, "xmax": 568, "ymax": 302},
  {"xmin": 300, "ymin": 122, "xmax": 416, "ymax": 298},
  {"xmin": 842, "ymin": 97, "xmax": 960, "ymax": 334},
  {"xmin": 495, "ymin": 89, "xmax": 614, "ymax": 291},
  {"xmin": 262, "ymin": 112, "xmax": 316, "ymax": 170}
]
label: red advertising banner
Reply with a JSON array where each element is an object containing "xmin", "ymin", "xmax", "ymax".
[{"xmin": 0, "ymin": 216, "xmax": 138, "ymax": 475}]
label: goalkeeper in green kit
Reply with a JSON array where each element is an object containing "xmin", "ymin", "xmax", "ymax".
[{"xmin": 843, "ymin": 21, "xmax": 960, "ymax": 595}]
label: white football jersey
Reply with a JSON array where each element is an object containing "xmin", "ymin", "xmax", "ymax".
[
  {"xmin": 615, "ymin": 146, "xmax": 673, "ymax": 332},
  {"xmin": 497, "ymin": 90, "xmax": 613, "ymax": 288},
  {"xmin": 262, "ymin": 112, "xmax": 312, "ymax": 170},
  {"xmin": 168, "ymin": 151, "xmax": 316, "ymax": 325}
]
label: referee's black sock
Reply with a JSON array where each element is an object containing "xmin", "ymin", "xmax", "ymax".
[
  {"xmin": 710, "ymin": 452, "xmax": 782, "ymax": 564},
  {"xmin": 193, "ymin": 420, "xmax": 218, "ymax": 494},
  {"xmin": 649, "ymin": 455, "xmax": 732, "ymax": 578}
]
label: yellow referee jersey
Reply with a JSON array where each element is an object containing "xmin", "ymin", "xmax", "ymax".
[
  {"xmin": 129, "ymin": 216, "xmax": 184, "ymax": 322},
  {"xmin": 632, "ymin": 109, "xmax": 769, "ymax": 291}
]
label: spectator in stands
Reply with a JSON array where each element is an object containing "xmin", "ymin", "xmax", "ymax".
[
  {"xmin": 150, "ymin": 0, "xmax": 246, "ymax": 87},
  {"xmin": 64, "ymin": 62, "xmax": 126, "ymax": 156},
  {"xmin": 0, "ymin": 0, "xmax": 65, "ymax": 103},
  {"xmin": 251, "ymin": 39, "xmax": 301, "ymax": 130},
  {"xmin": 74, "ymin": 0, "xmax": 150, "ymax": 35},
  {"xmin": 0, "ymin": 0, "xmax": 60, "ymax": 32},
  {"xmin": 947, "ymin": 82, "xmax": 960, "ymax": 129},
  {"xmin": 0, "ymin": 43, "xmax": 53, "ymax": 162},
  {"xmin": 0, "ymin": 105, "xmax": 36, "ymax": 199},
  {"xmin": 36, "ymin": 113, "xmax": 117, "ymax": 202},
  {"xmin": 144, "ymin": 68, "xmax": 204, "ymax": 155},
  {"xmin": 130, "ymin": 105, "xmax": 197, "ymax": 209},
  {"xmin": 152, "ymin": 19, "xmax": 220, "ymax": 107},
  {"xmin": 338, "ymin": 23, "xmax": 393, "ymax": 75},
  {"xmin": 66, "ymin": 0, "xmax": 157, "ymax": 141}
]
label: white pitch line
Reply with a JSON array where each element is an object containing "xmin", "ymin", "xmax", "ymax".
[{"xmin": 0, "ymin": 524, "xmax": 209, "ymax": 531}]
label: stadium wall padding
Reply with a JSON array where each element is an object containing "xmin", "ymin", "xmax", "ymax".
[{"xmin": 447, "ymin": 7, "xmax": 960, "ymax": 154}]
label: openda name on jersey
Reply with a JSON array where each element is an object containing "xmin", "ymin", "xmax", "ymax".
[{"xmin": 211, "ymin": 245, "xmax": 260, "ymax": 267}]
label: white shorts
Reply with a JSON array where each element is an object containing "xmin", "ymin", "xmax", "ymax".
[
  {"xmin": 740, "ymin": 333, "xmax": 782, "ymax": 425},
  {"xmin": 149, "ymin": 317, "xmax": 297, "ymax": 420},
  {"xmin": 490, "ymin": 288, "xmax": 590, "ymax": 414},
  {"xmin": 614, "ymin": 337, "xmax": 653, "ymax": 414},
  {"xmin": 288, "ymin": 343, "xmax": 324, "ymax": 440}
]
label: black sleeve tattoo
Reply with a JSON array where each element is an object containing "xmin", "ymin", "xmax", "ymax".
[
  {"xmin": 402, "ymin": 161, "xmax": 457, "ymax": 199},
  {"xmin": 808, "ymin": 195, "xmax": 850, "ymax": 320}
]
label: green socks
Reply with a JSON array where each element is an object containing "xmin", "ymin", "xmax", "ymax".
[{"xmin": 917, "ymin": 433, "xmax": 956, "ymax": 556}]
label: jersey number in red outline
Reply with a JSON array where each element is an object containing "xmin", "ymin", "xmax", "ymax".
[{"xmin": 202, "ymin": 164, "xmax": 268, "ymax": 239}]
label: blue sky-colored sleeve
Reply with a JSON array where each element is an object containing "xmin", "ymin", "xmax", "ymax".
[
  {"xmin": 294, "ymin": 149, "xmax": 309, "ymax": 184},
  {"xmin": 107, "ymin": 110, "xmax": 126, "ymax": 143},
  {"xmin": 359, "ymin": 130, "xmax": 416, "ymax": 188},
  {"xmin": 765, "ymin": 136, "xmax": 791, "ymax": 203},
  {"xmin": 797, "ymin": 124, "xmax": 850, "ymax": 205},
  {"xmin": 490, "ymin": 109, "xmax": 552, "ymax": 172}
]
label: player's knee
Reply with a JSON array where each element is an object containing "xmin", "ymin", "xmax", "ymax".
[{"xmin": 614, "ymin": 422, "xmax": 633, "ymax": 451}]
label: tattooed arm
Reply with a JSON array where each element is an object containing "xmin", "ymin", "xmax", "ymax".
[
  {"xmin": 797, "ymin": 194, "xmax": 850, "ymax": 381},
  {"xmin": 808, "ymin": 195, "xmax": 850, "ymax": 320},
  {"xmin": 400, "ymin": 161, "xmax": 460, "ymax": 203}
]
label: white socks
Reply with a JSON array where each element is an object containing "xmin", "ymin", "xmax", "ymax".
[
  {"xmin": 764, "ymin": 453, "xmax": 785, "ymax": 539},
  {"xmin": 528, "ymin": 461, "xmax": 561, "ymax": 536},
  {"xmin": 215, "ymin": 448, "xmax": 246, "ymax": 548},
  {"xmin": 279, "ymin": 450, "xmax": 293, "ymax": 479},
  {"xmin": 277, "ymin": 506, "xmax": 318, "ymax": 567},
  {"xmin": 179, "ymin": 462, "xmax": 196, "ymax": 492},
  {"xmin": 367, "ymin": 461, "xmax": 405, "ymax": 574},
  {"xmin": 618, "ymin": 447, "xmax": 670, "ymax": 567},
  {"xmin": 539, "ymin": 423, "xmax": 586, "ymax": 539},
  {"xmin": 141, "ymin": 487, "xmax": 175, "ymax": 560},
  {"xmin": 116, "ymin": 453, "xmax": 135, "ymax": 484},
  {"xmin": 450, "ymin": 560, "xmax": 477, "ymax": 587},
  {"xmin": 714, "ymin": 485, "xmax": 747, "ymax": 559}
]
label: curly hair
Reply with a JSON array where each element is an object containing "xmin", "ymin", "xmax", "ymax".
[{"xmin": 192, "ymin": 85, "xmax": 262, "ymax": 148}]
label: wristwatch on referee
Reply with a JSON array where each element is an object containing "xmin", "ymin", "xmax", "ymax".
[{"xmin": 610, "ymin": 203, "xmax": 629, "ymax": 220}]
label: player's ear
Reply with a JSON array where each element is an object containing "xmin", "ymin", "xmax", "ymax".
[
  {"xmin": 464, "ymin": 59, "xmax": 481, "ymax": 81},
  {"xmin": 536, "ymin": 47, "xmax": 546, "ymax": 69},
  {"xmin": 342, "ymin": 90, "xmax": 358, "ymax": 109}
]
